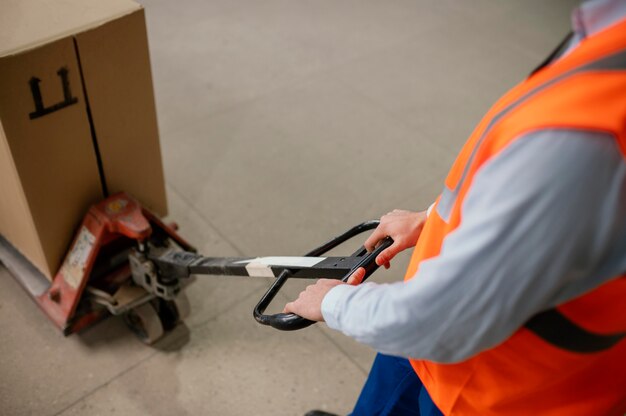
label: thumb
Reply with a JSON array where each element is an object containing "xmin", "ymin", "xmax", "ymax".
[{"xmin": 347, "ymin": 267, "xmax": 366, "ymax": 285}]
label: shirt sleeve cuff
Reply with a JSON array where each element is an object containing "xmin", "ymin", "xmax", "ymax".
[
  {"xmin": 321, "ymin": 284, "xmax": 354, "ymax": 330},
  {"xmin": 427, "ymin": 202, "xmax": 436, "ymax": 217}
]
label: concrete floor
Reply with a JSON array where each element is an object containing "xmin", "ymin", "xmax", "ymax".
[{"xmin": 1, "ymin": 1, "xmax": 577, "ymax": 415}]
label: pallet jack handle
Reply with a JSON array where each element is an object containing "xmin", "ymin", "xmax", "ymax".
[
  {"xmin": 253, "ymin": 221, "xmax": 393, "ymax": 331},
  {"xmin": 145, "ymin": 219, "xmax": 392, "ymax": 331}
]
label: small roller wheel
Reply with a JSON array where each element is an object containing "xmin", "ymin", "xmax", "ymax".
[
  {"xmin": 124, "ymin": 302, "xmax": 164, "ymax": 345},
  {"xmin": 157, "ymin": 293, "xmax": 191, "ymax": 331}
]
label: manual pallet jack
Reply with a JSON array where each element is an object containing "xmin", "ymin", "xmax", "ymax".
[{"xmin": 0, "ymin": 193, "xmax": 391, "ymax": 344}]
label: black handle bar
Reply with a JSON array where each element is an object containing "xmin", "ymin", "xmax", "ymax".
[{"xmin": 253, "ymin": 221, "xmax": 393, "ymax": 331}]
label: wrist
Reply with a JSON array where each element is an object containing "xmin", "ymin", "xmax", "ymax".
[{"xmin": 412, "ymin": 210, "xmax": 427, "ymax": 232}]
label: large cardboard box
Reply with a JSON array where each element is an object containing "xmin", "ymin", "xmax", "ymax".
[{"xmin": 0, "ymin": 0, "xmax": 167, "ymax": 279}]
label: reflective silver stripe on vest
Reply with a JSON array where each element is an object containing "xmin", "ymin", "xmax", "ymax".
[{"xmin": 437, "ymin": 48, "xmax": 626, "ymax": 222}]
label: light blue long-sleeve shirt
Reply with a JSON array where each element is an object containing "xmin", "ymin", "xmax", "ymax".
[{"xmin": 320, "ymin": 0, "xmax": 626, "ymax": 363}]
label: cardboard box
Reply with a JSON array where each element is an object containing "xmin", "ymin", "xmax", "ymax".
[{"xmin": 0, "ymin": 0, "xmax": 167, "ymax": 279}]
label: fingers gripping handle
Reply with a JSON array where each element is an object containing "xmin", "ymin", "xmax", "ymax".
[
  {"xmin": 342, "ymin": 237, "xmax": 393, "ymax": 284},
  {"xmin": 253, "ymin": 234, "xmax": 393, "ymax": 331}
]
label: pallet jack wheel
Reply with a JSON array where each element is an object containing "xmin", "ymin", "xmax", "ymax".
[
  {"xmin": 124, "ymin": 302, "xmax": 165, "ymax": 345},
  {"xmin": 156, "ymin": 293, "xmax": 191, "ymax": 331}
]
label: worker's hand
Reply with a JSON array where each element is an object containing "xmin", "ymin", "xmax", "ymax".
[
  {"xmin": 364, "ymin": 209, "xmax": 428, "ymax": 269},
  {"xmin": 283, "ymin": 267, "xmax": 366, "ymax": 321}
]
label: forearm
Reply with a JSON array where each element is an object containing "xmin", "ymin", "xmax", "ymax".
[
  {"xmin": 321, "ymin": 272, "xmax": 502, "ymax": 363},
  {"xmin": 322, "ymin": 281, "xmax": 461, "ymax": 362}
]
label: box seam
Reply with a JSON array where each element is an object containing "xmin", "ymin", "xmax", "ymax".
[{"xmin": 71, "ymin": 37, "xmax": 109, "ymax": 198}]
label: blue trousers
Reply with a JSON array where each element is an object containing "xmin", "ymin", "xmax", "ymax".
[{"xmin": 350, "ymin": 353, "xmax": 443, "ymax": 416}]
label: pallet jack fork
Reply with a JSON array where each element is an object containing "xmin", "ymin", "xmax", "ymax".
[{"xmin": 0, "ymin": 193, "xmax": 391, "ymax": 343}]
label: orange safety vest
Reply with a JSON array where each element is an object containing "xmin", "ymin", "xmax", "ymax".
[{"xmin": 404, "ymin": 19, "xmax": 626, "ymax": 416}]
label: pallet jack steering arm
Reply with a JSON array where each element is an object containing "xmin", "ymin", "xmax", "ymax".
[
  {"xmin": 146, "ymin": 221, "xmax": 393, "ymax": 331},
  {"xmin": 0, "ymin": 192, "xmax": 391, "ymax": 339}
]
